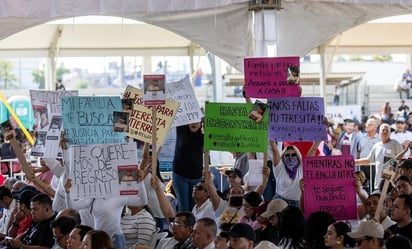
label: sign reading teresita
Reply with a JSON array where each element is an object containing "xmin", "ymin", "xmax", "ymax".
[{"xmin": 204, "ymin": 102, "xmax": 268, "ymax": 152}]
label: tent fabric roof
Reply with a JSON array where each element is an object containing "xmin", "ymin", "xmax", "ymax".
[{"xmin": 1, "ymin": 0, "xmax": 412, "ymax": 71}]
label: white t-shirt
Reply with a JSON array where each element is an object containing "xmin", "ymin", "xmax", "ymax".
[{"xmin": 272, "ymin": 161, "xmax": 302, "ymax": 201}]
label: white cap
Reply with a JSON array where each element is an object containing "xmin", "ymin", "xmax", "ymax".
[
  {"xmin": 254, "ymin": 241, "xmax": 279, "ymax": 249},
  {"xmin": 347, "ymin": 220, "xmax": 384, "ymax": 239}
]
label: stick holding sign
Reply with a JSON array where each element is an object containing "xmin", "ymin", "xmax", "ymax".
[{"xmin": 151, "ymin": 107, "xmax": 157, "ymax": 178}]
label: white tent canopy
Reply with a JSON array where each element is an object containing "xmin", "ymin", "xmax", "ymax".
[{"xmin": 1, "ymin": 0, "xmax": 412, "ymax": 72}]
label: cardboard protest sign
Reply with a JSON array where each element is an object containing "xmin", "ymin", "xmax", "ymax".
[
  {"xmin": 326, "ymin": 105, "xmax": 362, "ymax": 125},
  {"xmin": 166, "ymin": 76, "xmax": 203, "ymax": 126},
  {"xmin": 30, "ymin": 90, "xmax": 78, "ymax": 157},
  {"xmin": 122, "ymin": 85, "xmax": 179, "ymax": 146},
  {"xmin": 68, "ymin": 142, "xmax": 143, "ymax": 199},
  {"xmin": 143, "ymin": 74, "xmax": 166, "ymax": 106},
  {"xmin": 244, "ymin": 57, "xmax": 301, "ymax": 98},
  {"xmin": 62, "ymin": 96, "xmax": 125, "ymax": 145},
  {"xmin": 268, "ymin": 97, "xmax": 327, "ymax": 142},
  {"xmin": 204, "ymin": 102, "xmax": 268, "ymax": 152},
  {"xmin": 303, "ymin": 155, "xmax": 357, "ymax": 220}
]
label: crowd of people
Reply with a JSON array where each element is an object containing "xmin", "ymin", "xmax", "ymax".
[{"xmin": 0, "ymin": 95, "xmax": 411, "ymax": 249}]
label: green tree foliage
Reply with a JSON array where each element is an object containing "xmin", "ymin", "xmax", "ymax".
[
  {"xmin": 0, "ymin": 60, "xmax": 18, "ymax": 89},
  {"xmin": 32, "ymin": 69, "xmax": 45, "ymax": 89}
]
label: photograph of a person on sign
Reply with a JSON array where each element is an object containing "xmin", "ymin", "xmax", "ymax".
[
  {"xmin": 248, "ymin": 100, "xmax": 267, "ymax": 123},
  {"xmin": 287, "ymin": 66, "xmax": 300, "ymax": 85},
  {"xmin": 113, "ymin": 111, "xmax": 129, "ymax": 132},
  {"xmin": 122, "ymin": 99, "xmax": 133, "ymax": 116}
]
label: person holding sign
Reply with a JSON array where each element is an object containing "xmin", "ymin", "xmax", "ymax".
[
  {"xmin": 270, "ymin": 141, "xmax": 319, "ymax": 207},
  {"xmin": 172, "ymin": 122, "xmax": 204, "ymax": 212}
]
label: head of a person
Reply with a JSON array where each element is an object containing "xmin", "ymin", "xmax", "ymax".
[
  {"xmin": 281, "ymin": 145, "xmax": 302, "ymax": 169},
  {"xmin": 226, "ymin": 223, "xmax": 255, "ymax": 249},
  {"xmin": 279, "ymin": 206, "xmax": 306, "ymax": 243},
  {"xmin": 67, "ymin": 225, "xmax": 93, "ymax": 249},
  {"xmin": 214, "ymin": 232, "xmax": 229, "ymax": 249},
  {"xmin": 390, "ymin": 194, "xmax": 412, "ymax": 224},
  {"xmin": 343, "ymin": 119, "xmax": 355, "ymax": 134},
  {"xmin": 365, "ymin": 194, "xmax": 382, "ymax": 218},
  {"xmin": 192, "ymin": 181, "xmax": 209, "ymax": 204},
  {"xmin": 385, "ymin": 234, "xmax": 412, "ymax": 249},
  {"xmin": 51, "ymin": 216, "xmax": 77, "ymax": 249},
  {"xmin": 171, "ymin": 211, "xmax": 196, "ymax": 242},
  {"xmin": 400, "ymin": 159, "xmax": 412, "ymax": 177},
  {"xmin": 324, "ymin": 222, "xmax": 355, "ymax": 248},
  {"xmin": 228, "ymin": 185, "xmax": 245, "ymax": 208},
  {"xmin": 16, "ymin": 190, "xmax": 36, "ymax": 217},
  {"xmin": 243, "ymin": 191, "xmax": 262, "ymax": 220},
  {"xmin": 188, "ymin": 122, "xmax": 202, "ymax": 133},
  {"xmin": 395, "ymin": 175, "xmax": 412, "ymax": 195},
  {"xmin": 30, "ymin": 193, "xmax": 53, "ymax": 222},
  {"xmin": 304, "ymin": 211, "xmax": 335, "ymax": 249},
  {"xmin": 365, "ymin": 118, "xmax": 378, "ymax": 134},
  {"xmin": 347, "ymin": 220, "xmax": 384, "ymax": 249},
  {"xmin": 225, "ymin": 169, "xmax": 243, "ymax": 186},
  {"xmin": 395, "ymin": 117, "xmax": 407, "ymax": 132},
  {"xmin": 356, "ymin": 171, "xmax": 367, "ymax": 187},
  {"xmin": 260, "ymin": 199, "xmax": 288, "ymax": 228},
  {"xmin": 56, "ymin": 208, "xmax": 82, "ymax": 225},
  {"xmin": 81, "ymin": 230, "xmax": 113, "ymax": 249},
  {"xmin": 2, "ymin": 177, "xmax": 18, "ymax": 190},
  {"xmin": 0, "ymin": 186, "xmax": 13, "ymax": 209},
  {"xmin": 379, "ymin": 123, "xmax": 391, "ymax": 143},
  {"xmin": 192, "ymin": 217, "xmax": 217, "ymax": 249}
]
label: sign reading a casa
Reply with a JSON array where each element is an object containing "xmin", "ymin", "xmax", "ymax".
[
  {"xmin": 244, "ymin": 56, "xmax": 301, "ymax": 98},
  {"xmin": 204, "ymin": 102, "xmax": 268, "ymax": 152},
  {"xmin": 303, "ymin": 155, "xmax": 357, "ymax": 221},
  {"xmin": 122, "ymin": 85, "xmax": 179, "ymax": 146},
  {"xmin": 268, "ymin": 97, "xmax": 327, "ymax": 142}
]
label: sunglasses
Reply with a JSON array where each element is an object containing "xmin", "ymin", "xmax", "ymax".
[
  {"xmin": 193, "ymin": 185, "xmax": 207, "ymax": 192},
  {"xmin": 356, "ymin": 237, "xmax": 370, "ymax": 245},
  {"xmin": 284, "ymin": 153, "xmax": 297, "ymax": 158}
]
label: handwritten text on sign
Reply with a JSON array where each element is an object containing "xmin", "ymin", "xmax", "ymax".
[
  {"xmin": 30, "ymin": 90, "xmax": 79, "ymax": 113},
  {"xmin": 244, "ymin": 57, "xmax": 300, "ymax": 98},
  {"xmin": 69, "ymin": 142, "xmax": 139, "ymax": 199},
  {"xmin": 204, "ymin": 102, "xmax": 268, "ymax": 152},
  {"xmin": 62, "ymin": 96, "xmax": 124, "ymax": 145},
  {"xmin": 303, "ymin": 155, "xmax": 357, "ymax": 220},
  {"xmin": 268, "ymin": 97, "xmax": 327, "ymax": 142},
  {"xmin": 166, "ymin": 76, "xmax": 203, "ymax": 127},
  {"xmin": 123, "ymin": 85, "xmax": 179, "ymax": 145}
]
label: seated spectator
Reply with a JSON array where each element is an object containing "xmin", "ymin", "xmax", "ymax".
[
  {"xmin": 305, "ymin": 211, "xmax": 335, "ymax": 249},
  {"xmin": 324, "ymin": 222, "xmax": 355, "ymax": 249},
  {"xmin": 56, "ymin": 208, "xmax": 81, "ymax": 225},
  {"xmin": 278, "ymin": 206, "xmax": 307, "ymax": 249},
  {"xmin": 156, "ymin": 211, "xmax": 195, "ymax": 249},
  {"xmin": 8, "ymin": 190, "xmax": 37, "ymax": 238},
  {"xmin": 192, "ymin": 181, "xmax": 215, "ymax": 221},
  {"xmin": 225, "ymin": 223, "xmax": 255, "ymax": 249},
  {"xmin": 400, "ymin": 159, "xmax": 412, "ymax": 177},
  {"xmin": 51, "ymin": 216, "xmax": 77, "ymax": 249},
  {"xmin": 9, "ymin": 193, "xmax": 55, "ymax": 249},
  {"xmin": 388, "ymin": 194, "xmax": 412, "ymax": 242},
  {"xmin": 0, "ymin": 186, "xmax": 17, "ymax": 238},
  {"xmin": 347, "ymin": 220, "xmax": 384, "ymax": 249},
  {"xmin": 192, "ymin": 217, "xmax": 217, "ymax": 249},
  {"xmin": 395, "ymin": 175, "xmax": 412, "ymax": 195},
  {"xmin": 66, "ymin": 225, "xmax": 93, "ymax": 249},
  {"xmin": 385, "ymin": 234, "xmax": 412, "ymax": 249},
  {"xmin": 121, "ymin": 205, "xmax": 156, "ymax": 248},
  {"xmin": 81, "ymin": 230, "xmax": 114, "ymax": 249},
  {"xmin": 363, "ymin": 194, "xmax": 395, "ymax": 230},
  {"xmin": 239, "ymin": 191, "xmax": 262, "ymax": 230}
]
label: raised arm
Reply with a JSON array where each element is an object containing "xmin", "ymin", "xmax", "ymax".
[
  {"xmin": 270, "ymin": 141, "xmax": 281, "ymax": 166},
  {"xmin": 203, "ymin": 169, "xmax": 221, "ymax": 210},
  {"xmin": 150, "ymin": 175, "xmax": 175, "ymax": 220}
]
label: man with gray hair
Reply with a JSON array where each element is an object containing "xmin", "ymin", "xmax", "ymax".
[{"xmin": 192, "ymin": 217, "xmax": 217, "ymax": 249}]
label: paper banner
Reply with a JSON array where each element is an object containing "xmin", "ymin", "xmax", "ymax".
[
  {"xmin": 303, "ymin": 155, "xmax": 357, "ymax": 220},
  {"xmin": 166, "ymin": 76, "xmax": 203, "ymax": 126},
  {"xmin": 204, "ymin": 102, "xmax": 268, "ymax": 152},
  {"xmin": 244, "ymin": 56, "xmax": 301, "ymax": 98},
  {"xmin": 68, "ymin": 142, "xmax": 143, "ymax": 199},
  {"xmin": 62, "ymin": 96, "xmax": 125, "ymax": 145},
  {"xmin": 122, "ymin": 85, "xmax": 179, "ymax": 146},
  {"xmin": 268, "ymin": 97, "xmax": 327, "ymax": 142}
]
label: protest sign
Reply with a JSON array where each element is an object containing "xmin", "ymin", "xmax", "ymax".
[
  {"xmin": 62, "ymin": 96, "xmax": 125, "ymax": 145},
  {"xmin": 30, "ymin": 90, "xmax": 78, "ymax": 157},
  {"xmin": 244, "ymin": 57, "xmax": 301, "ymax": 98},
  {"xmin": 166, "ymin": 76, "xmax": 203, "ymax": 126},
  {"xmin": 204, "ymin": 102, "xmax": 268, "ymax": 152},
  {"xmin": 122, "ymin": 85, "xmax": 179, "ymax": 145},
  {"xmin": 245, "ymin": 159, "xmax": 264, "ymax": 186},
  {"xmin": 303, "ymin": 155, "xmax": 357, "ymax": 220},
  {"xmin": 325, "ymin": 105, "xmax": 362, "ymax": 125},
  {"xmin": 143, "ymin": 74, "xmax": 166, "ymax": 106},
  {"xmin": 68, "ymin": 142, "xmax": 141, "ymax": 199},
  {"xmin": 268, "ymin": 97, "xmax": 327, "ymax": 142}
]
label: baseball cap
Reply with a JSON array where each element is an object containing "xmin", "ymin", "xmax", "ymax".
[
  {"xmin": 12, "ymin": 185, "xmax": 39, "ymax": 200},
  {"xmin": 400, "ymin": 159, "xmax": 412, "ymax": 169},
  {"xmin": 227, "ymin": 223, "xmax": 255, "ymax": 241},
  {"xmin": 347, "ymin": 220, "xmax": 384, "ymax": 239},
  {"xmin": 225, "ymin": 168, "xmax": 243, "ymax": 179},
  {"xmin": 254, "ymin": 241, "xmax": 279, "ymax": 249},
  {"xmin": 396, "ymin": 116, "xmax": 406, "ymax": 123},
  {"xmin": 260, "ymin": 199, "xmax": 288, "ymax": 218},
  {"xmin": 17, "ymin": 190, "xmax": 37, "ymax": 208}
]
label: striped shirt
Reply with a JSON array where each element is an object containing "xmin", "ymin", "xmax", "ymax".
[{"xmin": 121, "ymin": 209, "xmax": 156, "ymax": 248}]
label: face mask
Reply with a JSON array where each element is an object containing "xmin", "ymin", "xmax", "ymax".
[
  {"xmin": 229, "ymin": 196, "xmax": 243, "ymax": 207},
  {"xmin": 284, "ymin": 156, "xmax": 299, "ymax": 170}
]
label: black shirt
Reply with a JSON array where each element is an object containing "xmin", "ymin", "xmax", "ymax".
[{"xmin": 21, "ymin": 215, "xmax": 55, "ymax": 248}]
